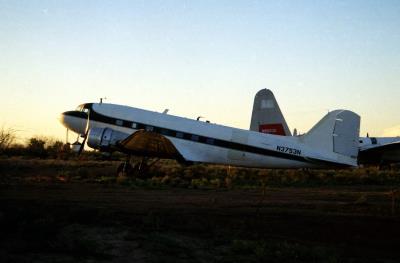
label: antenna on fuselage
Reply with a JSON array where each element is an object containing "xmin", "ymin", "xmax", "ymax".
[
  {"xmin": 100, "ymin": 97, "xmax": 107, "ymax": 104},
  {"xmin": 163, "ymin": 109, "xmax": 169, "ymax": 114}
]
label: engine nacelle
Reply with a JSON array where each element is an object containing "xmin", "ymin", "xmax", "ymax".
[{"xmin": 87, "ymin": 128, "xmax": 129, "ymax": 151}]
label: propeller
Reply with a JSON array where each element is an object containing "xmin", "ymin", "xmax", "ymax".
[
  {"xmin": 65, "ymin": 128, "xmax": 69, "ymax": 144},
  {"xmin": 78, "ymin": 110, "xmax": 91, "ymax": 156}
]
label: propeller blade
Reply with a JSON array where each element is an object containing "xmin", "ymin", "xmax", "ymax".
[
  {"xmin": 84, "ymin": 109, "xmax": 90, "ymax": 134},
  {"xmin": 78, "ymin": 110, "xmax": 91, "ymax": 156},
  {"xmin": 66, "ymin": 128, "xmax": 69, "ymax": 144},
  {"xmin": 78, "ymin": 131, "xmax": 88, "ymax": 156}
]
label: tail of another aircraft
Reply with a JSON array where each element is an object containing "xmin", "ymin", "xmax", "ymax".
[
  {"xmin": 302, "ymin": 110, "xmax": 360, "ymax": 165},
  {"xmin": 250, "ymin": 89, "xmax": 292, "ymax": 136}
]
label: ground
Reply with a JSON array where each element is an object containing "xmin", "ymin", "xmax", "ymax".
[{"xmin": 1, "ymin": 159, "xmax": 400, "ymax": 262}]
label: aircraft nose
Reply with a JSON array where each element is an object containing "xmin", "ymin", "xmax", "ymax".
[
  {"xmin": 59, "ymin": 111, "xmax": 73, "ymax": 129},
  {"xmin": 59, "ymin": 111, "xmax": 88, "ymax": 134},
  {"xmin": 59, "ymin": 111, "xmax": 69, "ymax": 127}
]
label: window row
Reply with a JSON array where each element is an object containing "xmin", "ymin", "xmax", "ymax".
[{"xmin": 113, "ymin": 119, "xmax": 216, "ymax": 145}]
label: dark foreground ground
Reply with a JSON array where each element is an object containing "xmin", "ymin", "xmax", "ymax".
[{"xmin": 1, "ymin": 159, "xmax": 400, "ymax": 262}]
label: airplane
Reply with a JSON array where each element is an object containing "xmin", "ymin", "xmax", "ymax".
[
  {"xmin": 250, "ymin": 89, "xmax": 400, "ymax": 167},
  {"xmin": 59, "ymin": 99, "xmax": 360, "ymax": 177}
]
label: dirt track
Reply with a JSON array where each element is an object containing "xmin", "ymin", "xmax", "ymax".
[{"xmin": 1, "ymin": 183, "xmax": 400, "ymax": 262}]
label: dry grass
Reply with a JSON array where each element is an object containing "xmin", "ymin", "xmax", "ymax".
[{"xmin": 1, "ymin": 157, "xmax": 400, "ymax": 189}]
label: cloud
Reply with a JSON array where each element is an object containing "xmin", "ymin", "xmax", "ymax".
[{"xmin": 382, "ymin": 125, "xmax": 400, "ymax": 137}]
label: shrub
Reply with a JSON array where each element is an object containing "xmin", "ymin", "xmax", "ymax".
[
  {"xmin": 47, "ymin": 141, "xmax": 64, "ymax": 158},
  {"xmin": 27, "ymin": 138, "xmax": 47, "ymax": 158},
  {"xmin": 191, "ymin": 178, "xmax": 209, "ymax": 189},
  {"xmin": 0, "ymin": 126, "xmax": 17, "ymax": 153}
]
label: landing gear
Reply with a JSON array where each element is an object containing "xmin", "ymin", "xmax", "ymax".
[
  {"xmin": 117, "ymin": 160, "xmax": 134, "ymax": 177},
  {"xmin": 116, "ymin": 156, "xmax": 160, "ymax": 179}
]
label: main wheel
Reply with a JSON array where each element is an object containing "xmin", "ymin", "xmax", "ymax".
[
  {"xmin": 133, "ymin": 162, "xmax": 150, "ymax": 179},
  {"xmin": 117, "ymin": 162, "xmax": 134, "ymax": 177}
]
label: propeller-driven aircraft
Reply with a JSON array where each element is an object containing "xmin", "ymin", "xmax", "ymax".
[
  {"xmin": 60, "ymin": 99, "xmax": 360, "ymax": 176},
  {"xmin": 250, "ymin": 89, "xmax": 400, "ymax": 167}
]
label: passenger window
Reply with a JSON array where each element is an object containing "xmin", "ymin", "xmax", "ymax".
[
  {"xmin": 176, "ymin": 132, "xmax": 184, "ymax": 138},
  {"xmin": 146, "ymin": 126, "xmax": 154, "ymax": 132},
  {"xmin": 160, "ymin": 129, "xmax": 170, "ymax": 136},
  {"xmin": 116, "ymin": 120, "xmax": 123, "ymax": 126},
  {"xmin": 191, "ymin": 135, "xmax": 199, "ymax": 141},
  {"xmin": 131, "ymin": 123, "xmax": 137, "ymax": 129}
]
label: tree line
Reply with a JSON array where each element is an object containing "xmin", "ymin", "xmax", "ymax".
[{"xmin": 0, "ymin": 126, "xmax": 73, "ymax": 159}]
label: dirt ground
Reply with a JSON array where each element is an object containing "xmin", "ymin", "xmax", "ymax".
[
  {"xmin": 0, "ymin": 159, "xmax": 400, "ymax": 262},
  {"xmin": 1, "ymin": 181, "xmax": 400, "ymax": 262}
]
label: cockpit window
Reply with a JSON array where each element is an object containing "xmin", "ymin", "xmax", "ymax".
[{"xmin": 75, "ymin": 104, "xmax": 90, "ymax": 113}]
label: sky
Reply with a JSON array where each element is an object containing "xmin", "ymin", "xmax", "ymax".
[{"xmin": 1, "ymin": 0, "xmax": 399, "ymax": 143}]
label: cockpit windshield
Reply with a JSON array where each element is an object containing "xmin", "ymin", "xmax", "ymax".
[{"xmin": 75, "ymin": 104, "xmax": 90, "ymax": 113}]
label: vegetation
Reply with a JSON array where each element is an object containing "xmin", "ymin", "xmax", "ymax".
[
  {"xmin": 1, "ymin": 157, "xmax": 400, "ymax": 189},
  {"xmin": 0, "ymin": 133, "xmax": 118, "ymax": 160},
  {"xmin": 0, "ymin": 126, "xmax": 67, "ymax": 158},
  {"xmin": 0, "ymin": 126, "xmax": 17, "ymax": 153}
]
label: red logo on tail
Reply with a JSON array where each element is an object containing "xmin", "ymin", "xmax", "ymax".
[{"xmin": 259, "ymin": 124, "xmax": 286, "ymax": 136}]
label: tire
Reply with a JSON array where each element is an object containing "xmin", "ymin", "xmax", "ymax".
[{"xmin": 117, "ymin": 162, "xmax": 134, "ymax": 177}]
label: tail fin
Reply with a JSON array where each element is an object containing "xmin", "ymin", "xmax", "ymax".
[
  {"xmin": 302, "ymin": 110, "xmax": 360, "ymax": 165},
  {"xmin": 250, "ymin": 89, "xmax": 292, "ymax": 136}
]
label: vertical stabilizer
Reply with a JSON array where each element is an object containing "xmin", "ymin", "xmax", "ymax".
[
  {"xmin": 302, "ymin": 110, "xmax": 360, "ymax": 165},
  {"xmin": 250, "ymin": 89, "xmax": 292, "ymax": 136}
]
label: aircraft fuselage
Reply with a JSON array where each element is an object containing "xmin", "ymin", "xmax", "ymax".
[{"xmin": 60, "ymin": 103, "xmax": 357, "ymax": 169}]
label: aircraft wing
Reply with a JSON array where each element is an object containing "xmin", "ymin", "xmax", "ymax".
[
  {"xmin": 359, "ymin": 141, "xmax": 400, "ymax": 164},
  {"xmin": 118, "ymin": 130, "xmax": 183, "ymax": 160}
]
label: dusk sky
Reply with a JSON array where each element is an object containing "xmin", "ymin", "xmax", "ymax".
[{"xmin": 1, "ymin": 0, "xmax": 399, "ymax": 142}]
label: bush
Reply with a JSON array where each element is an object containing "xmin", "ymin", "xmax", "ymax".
[
  {"xmin": 2, "ymin": 135, "xmax": 74, "ymax": 159},
  {"xmin": 0, "ymin": 126, "xmax": 17, "ymax": 153},
  {"xmin": 27, "ymin": 138, "xmax": 47, "ymax": 158},
  {"xmin": 2, "ymin": 143, "xmax": 26, "ymax": 157}
]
